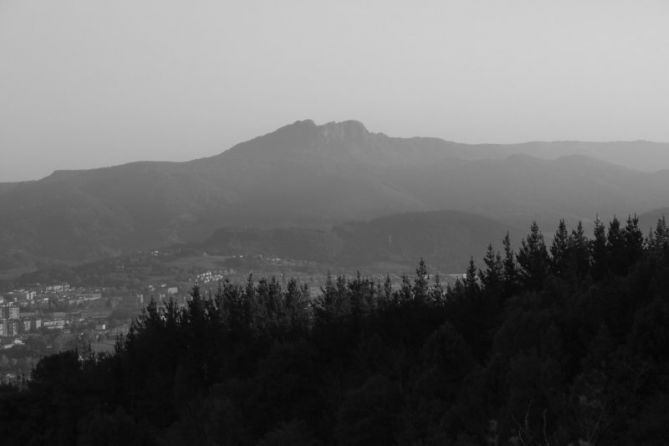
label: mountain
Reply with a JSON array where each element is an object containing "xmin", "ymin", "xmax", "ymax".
[
  {"xmin": 2, "ymin": 119, "xmax": 669, "ymax": 276},
  {"xmin": 639, "ymin": 206, "xmax": 669, "ymax": 233},
  {"xmin": 0, "ymin": 183, "xmax": 17, "ymax": 196},
  {"xmin": 202, "ymin": 210, "xmax": 518, "ymax": 272},
  {"xmin": 381, "ymin": 153, "xmax": 665, "ymax": 228},
  {"xmin": 476, "ymin": 140, "xmax": 669, "ymax": 172}
]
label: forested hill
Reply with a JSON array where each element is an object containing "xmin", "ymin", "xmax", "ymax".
[
  {"xmin": 2, "ymin": 215, "xmax": 669, "ymax": 444},
  {"xmin": 202, "ymin": 210, "xmax": 517, "ymax": 270}
]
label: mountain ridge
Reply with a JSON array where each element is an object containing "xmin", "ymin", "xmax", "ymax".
[
  {"xmin": 2, "ymin": 119, "xmax": 669, "ymax": 276},
  {"xmin": 8, "ymin": 120, "xmax": 669, "ymax": 186}
]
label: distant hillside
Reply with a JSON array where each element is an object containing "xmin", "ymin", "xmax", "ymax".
[
  {"xmin": 2, "ymin": 119, "xmax": 669, "ymax": 275},
  {"xmin": 202, "ymin": 210, "xmax": 529, "ymax": 272},
  {"xmin": 481, "ymin": 140, "xmax": 669, "ymax": 172},
  {"xmin": 639, "ymin": 207, "xmax": 669, "ymax": 233},
  {"xmin": 333, "ymin": 210, "xmax": 520, "ymax": 269},
  {"xmin": 0, "ymin": 183, "xmax": 18, "ymax": 196}
]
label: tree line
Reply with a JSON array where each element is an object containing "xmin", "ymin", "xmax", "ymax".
[{"xmin": 1, "ymin": 215, "xmax": 669, "ymax": 445}]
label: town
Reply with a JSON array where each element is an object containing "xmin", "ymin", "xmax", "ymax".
[
  {"xmin": 0, "ymin": 260, "xmax": 324, "ymax": 384},
  {"xmin": 0, "ymin": 249, "xmax": 464, "ymax": 386},
  {"xmin": 0, "ymin": 276, "xmax": 211, "ymax": 384}
]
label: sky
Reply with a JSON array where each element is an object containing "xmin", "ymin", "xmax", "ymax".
[{"xmin": 1, "ymin": 0, "xmax": 669, "ymax": 181}]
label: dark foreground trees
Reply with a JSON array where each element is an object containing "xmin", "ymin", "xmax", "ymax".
[{"xmin": 2, "ymin": 216, "xmax": 669, "ymax": 445}]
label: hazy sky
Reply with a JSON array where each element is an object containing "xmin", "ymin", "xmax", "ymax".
[{"xmin": 2, "ymin": 0, "xmax": 669, "ymax": 181}]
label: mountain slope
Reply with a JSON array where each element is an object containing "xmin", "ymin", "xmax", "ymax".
[
  {"xmin": 381, "ymin": 154, "xmax": 664, "ymax": 227},
  {"xmin": 202, "ymin": 210, "xmax": 518, "ymax": 271},
  {"xmin": 639, "ymin": 206, "xmax": 669, "ymax": 233},
  {"xmin": 2, "ymin": 119, "xmax": 669, "ymax": 275}
]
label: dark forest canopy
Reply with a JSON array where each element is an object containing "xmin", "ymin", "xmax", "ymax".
[{"xmin": 2, "ymin": 215, "xmax": 669, "ymax": 445}]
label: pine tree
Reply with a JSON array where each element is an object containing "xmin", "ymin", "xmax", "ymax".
[
  {"xmin": 382, "ymin": 274, "xmax": 393, "ymax": 307},
  {"xmin": 348, "ymin": 272, "xmax": 376, "ymax": 316},
  {"xmin": 550, "ymin": 219, "xmax": 570, "ymax": 277},
  {"xmin": 413, "ymin": 259, "xmax": 429, "ymax": 304},
  {"xmin": 285, "ymin": 278, "xmax": 308, "ymax": 330},
  {"xmin": 502, "ymin": 232, "xmax": 519, "ymax": 297},
  {"xmin": 654, "ymin": 217, "xmax": 669, "ymax": 247},
  {"xmin": 245, "ymin": 274, "xmax": 259, "ymax": 330},
  {"xmin": 606, "ymin": 217, "xmax": 626, "ymax": 275},
  {"xmin": 516, "ymin": 221, "xmax": 550, "ymax": 291},
  {"xmin": 317, "ymin": 272, "xmax": 338, "ymax": 322},
  {"xmin": 265, "ymin": 277, "xmax": 283, "ymax": 330},
  {"xmin": 649, "ymin": 217, "xmax": 669, "ymax": 258},
  {"xmin": 254, "ymin": 278, "xmax": 271, "ymax": 331},
  {"xmin": 480, "ymin": 244, "xmax": 503, "ymax": 291},
  {"xmin": 219, "ymin": 280, "xmax": 245, "ymax": 331},
  {"xmin": 430, "ymin": 274, "xmax": 445, "ymax": 304},
  {"xmin": 622, "ymin": 215, "xmax": 644, "ymax": 267},
  {"xmin": 568, "ymin": 221, "xmax": 591, "ymax": 282},
  {"xmin": 336, "ymin": 275, "xmax": 350, "ymax": 316},
  {"xmin": 464, "ymin": 257, "xmax": 479, "ymax": 296},
  {"xmin": 590, "ymin": 216, "xmax": 608, "ymax": 280},
  {"xmin": 398, "ymin": 274, "xmax": 413, "ymax": 304}
]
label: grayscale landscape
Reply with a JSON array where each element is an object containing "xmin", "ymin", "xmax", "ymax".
[{"xmin": 2, "ymin": 1, "xmax": 669, "ymax": 445}]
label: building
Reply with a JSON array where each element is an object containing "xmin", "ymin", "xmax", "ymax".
[
  {"xmin": 45, "ymin": 283, "xmax": 70, "ymax": 292},
  {"xmin": 77, "ymin": 293, "xmax": 102, "ymax": 301},
  {"xmin": 0, "ymin": 304, "xmax": 20, "ymax": 320},
  {"xmin": 43, "ymin": 320, "xmax": 65, "ymax": 330},
  {"xmin": 8, "ymin": 306, "xmax": 19, "ymax": 320},
  {"xmin": 7, "ymin": 320, "xmax": 19, "ymax": 336}
]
